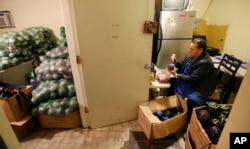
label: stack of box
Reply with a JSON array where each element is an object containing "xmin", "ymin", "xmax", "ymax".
[
  {"xmin": 137, "ymin": 95, "xmax": 188, "ymax": 140},
  {"xmin": 0, "ymin": 85, "xmax": 38, "ymax": 141}
]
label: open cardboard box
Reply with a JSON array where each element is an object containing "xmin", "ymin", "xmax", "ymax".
[
  {"xmin": 188, "ymin": 104, "xmax": 232, "ymax": 149},
  {"xmin": 137, "ymin": 95, "xmax": 188, "ymax": 140},
  {"xmin": 188, "ymin": 106, "xmax": 217, "ymax": 149},
  {"xmin": 0, "ymin": 85, "xmax": 33, "ymax": 122}
]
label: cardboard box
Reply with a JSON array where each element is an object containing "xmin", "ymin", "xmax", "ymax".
[
  {"xmin": 185, "ymin": 126, "xmax": 193, "ymax": 149},
  {"xmin": 11, "ymin": 115, "xmax": 38, "ymax": 141},
  {"xmin": 39, "ymin": 111, "xmax": 82, "ymax": 128},
  {"xmin": 188, "ymin": 105, "xmax": 232, "ymax": 149},
  {"xmin": 137, "ymin": 95, "xmax": 188, "ymax": 140},
  {"xmin": 188, "ymin": 106, "xmax": 217, "ymax": 149},
  {"xmin": 0, "ymin": 85, "xmax": 33, "ymax": 122},
  {"xmin": 0, "ymin": 60, "xmax": 33, "ymax": 85}
]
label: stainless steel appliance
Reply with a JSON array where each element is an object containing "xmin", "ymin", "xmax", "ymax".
[
  {"xmin": 153, "ymin": 10, "xmax": 196, "ymax": 69},
  {"xmin": 161, "ymin": 0, "xmax": 190, "ymax": 11}
]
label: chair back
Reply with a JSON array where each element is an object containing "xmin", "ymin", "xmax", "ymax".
[
  {"xmin": 215, "ymin": 54, "xmax": 243, "ymax": 103},
  {"xmin": 217, "ymin": 54, "xmax": 242, "ymax": 80}
]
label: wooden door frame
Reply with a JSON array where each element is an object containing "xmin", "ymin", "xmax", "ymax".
[{"xmin": 60, "ymin": 0, "xmax": 90, "ymax": 128}]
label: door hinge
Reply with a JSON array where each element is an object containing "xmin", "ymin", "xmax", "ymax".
[
  {"xmin": 84, "ymin": 107, "xmax": 89, "ymax": 113},
  {"xmin": 76, "ymin": 55, "xmax": 81, "ymax": 64}
]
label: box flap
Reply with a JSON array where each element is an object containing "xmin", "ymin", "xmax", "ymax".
[
  {"xmin": 178, "ymin": 95, "xmax": 188, "ymax": 112},
  {"xmin": 139, "ymin": 105, "xmax": 161, "ymax": 123},
  {"xmin": 10, "ymin": 115, "xmax": 33, "ymax": 126},
  {"xmin": 137, "ymin": 105, "xmax": 161, "ymax": 140},
  {"xmin": 140, "ymin": 95, "xmax": 179, "ymax": 112}
]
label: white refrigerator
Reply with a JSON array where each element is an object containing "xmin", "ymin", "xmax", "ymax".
[{"xmin": 154, "ymin": 11, "xmax": 196, "ymax": 69}]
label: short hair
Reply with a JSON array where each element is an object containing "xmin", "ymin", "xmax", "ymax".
[{"xmin": 192, "ymin": 38, "xmax": 207, "ymax": 51}]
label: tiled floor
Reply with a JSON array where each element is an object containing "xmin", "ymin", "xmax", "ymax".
[{"xmin": 20, "ymin": 120, "xmax": 185, "ymax": 149}]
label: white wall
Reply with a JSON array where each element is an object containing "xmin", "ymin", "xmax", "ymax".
[{"xmin": 0, "ymin": 0, "xmax": 64, "ymax": 38}]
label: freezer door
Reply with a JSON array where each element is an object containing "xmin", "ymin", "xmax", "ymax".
[
  {"xmin": 157, "ymin": 39, "xmax": 191, "ymax": 69},
  {"xmin": 158, "ymin": 11, "xmax": 196, "ymax": 39}
]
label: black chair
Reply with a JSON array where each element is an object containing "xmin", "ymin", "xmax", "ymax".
[{"xmin": 208, "ymin": 54, "xmax": 243, "ymax": 103}]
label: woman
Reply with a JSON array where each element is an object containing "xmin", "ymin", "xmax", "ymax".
[{"xmin": 170, "ymin": 38, "xmax": 216, "ymax": 121}]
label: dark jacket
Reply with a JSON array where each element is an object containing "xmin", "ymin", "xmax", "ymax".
[{"xmin": 175, "ymin": 52, "xmax": 216, "ymax": 97}]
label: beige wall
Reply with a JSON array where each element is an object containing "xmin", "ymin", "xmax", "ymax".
[
  {"xmin": 1, "ymin": 0, "xmax": 250, "ymax": 62},
  {"xmin": 191, "ymin": 2, "xmax": 250, "ymax": 147},
  {"xmin": 216, "ymin": 64, "xmax": 250, "ymax": 148},
  {"xmin": 192, "ymin": 0, "xmax": 250, "ymax": 62},
  {"xmin": 189, "ymin": 0, "xmax": 211, "ymax": 18},
  {"xmin": 0, "ymin": 0, "xmax": 64, "ymax": 38},
  {"xmin": 1, "ymin": 0, "xmax": 250, "ymax": 146},
  {"xmin": 0, "ymin": 0, "xmax": 64, "ymax": 146},
  {"xmin": 0, "ymin": 108, "xmax": 21, "ymax": 149}
]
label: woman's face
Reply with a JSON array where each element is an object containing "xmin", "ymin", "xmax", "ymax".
[{"xmin": 189, "ymin": 42, "xmax": 202, "ymax": 58}]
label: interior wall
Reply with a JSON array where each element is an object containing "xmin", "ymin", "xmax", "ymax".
[
  {"xmin": 0, "ymin": 108, "xmax": 21, "ymax": 149},
  {"xmin": 189, "ymin": 0, "xmax": 211, "ymax": 19},
  {"xmin": 216, "ymin": 64, "xmax": 250, "ymax": 148},
  {"xmin": 193, "ymin": 0, "xmax": 250, "ymax": 62},
  {"xmin": 1, "ymin": 1, "xmax": 249, "ymax": 68},
  {"xmin": 0, "ymin": 0, "xmax": 64, "ymax": 144},
  {"xmin": 0, "ymin": 0, "xmax": 249, "ymax": 146},
  {"xmin": 193, "ymin": 19, "xmax": 228, "ymax": 54},
  {"xmin": 1, "ymin": 0, "xmax": 249, "ymax": 65},
  {"xmin": 0, "ymin": 0, "xmax": 64, "ymax": 38}
]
